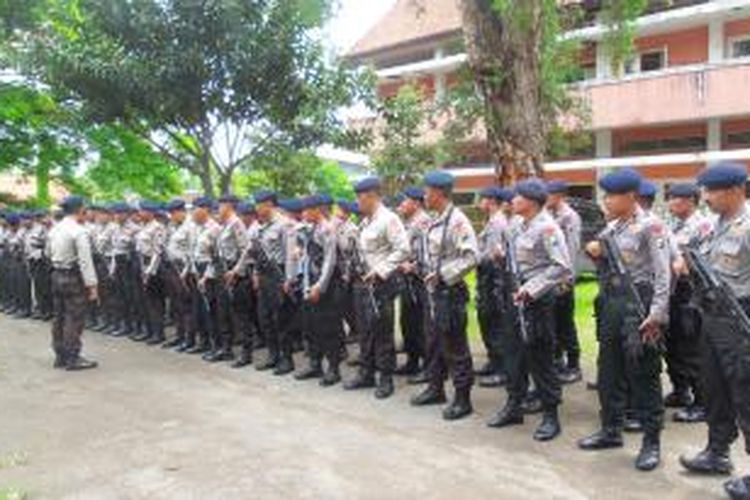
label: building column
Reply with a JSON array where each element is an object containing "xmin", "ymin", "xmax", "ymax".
[
  {"xmin": 595, "ymin": 130, "xmax": 613, "ymax": 201},
  {"xmin": 707, "ymin": 118, "xmax": 722, "ymax": 151},
  {"xmin": 596, "ymin": 42, "xmax": 612, "ymax": 80},
  {"xmin": 709, "ymin": 19, "xmax": 725, "ymax": 63},
  {"xmin": 434, "ymin": 46, "xmax": 446, "ymax": 101}
]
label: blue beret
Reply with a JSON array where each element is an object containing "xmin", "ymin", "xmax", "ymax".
[
  {"xmin": 546, "ymin": 180, "xmax": 569, "ymax": 194},
  {"xmin": 300, "ymin": 195, "xmax": 323, "ymax": 210},
  {"xmin": 138, "ymin": 201, "xmax": 159, "ymax": 213},
  {"xmin": 349, "ymin": 201, "xmax": 361, "ymax": 216},
  {"xmin": 165, "ymin": 199, "xmax": 186, "ymax": 211},
  {"xmin": 515, "ymin": 178, "xmax": 549, "ymax": 204},
  {"xmin": 638, "ymin": 180, "xmax": 657, "ymax": 198},
  {"xmin": 497, "ymin": 188, "xmax": 515, "ymax": 203},
  {"xmin": 698, "ymin": 161, "xmax": 748, "ymax": 190},
  {"xmin": 392, "ymin": 193, "xmax": 406, "ymax": 206},
  {"xmin": 61, "ymin": 195, "xmax": 85, "ymax": 212},
  {"xmin": 237, "ymin": 201, "xmax": 255, "ymax": 215},
  {"xmin": 279, "ymin": 198, "xmax": 303, "ymax": 213},
  {"xmin": 336, "ymin": 198, "xmax": 351, "ymax": 209},
  {"xmin": 599, "ymin": 168, "xmax": 642, "ymax": 194},
  {"xmin": 666, "ymin": 182, "xmax": 700, "ymax": 199},
  {"xmin": 403, "ymin": 186, "xmax": 425, "ymax": 201},
  {"xmin": 318, "ymin": 193, "xmax": 333, "ymax": 206},
  {"xmin": 6, "ymin": 213, "xmax": 21, "ymax": 225},
  {"xmin": 423, "ymin": 170, "xmax": 454, "ymax": 189},
  {"xmin": 254, "ymin": 190, "xmax": 277, "ymax": 204},
  {"xmin": 193, "ymin": 197, "xmax": 214, "ymax": 209},
  {"xmin": 219, "ymin": 194, "xmax": 240, "ymax": 205},
  {"xmin": 354, "ymin": 176, "xmax": 381, "ymax": 194},
  {"xmin": 478, "ymin": 186, "xmax": 501, "ymax": 200},
  {"xmin": 110, "ymin": 202, "xmax": 131, "ymax": 214}
]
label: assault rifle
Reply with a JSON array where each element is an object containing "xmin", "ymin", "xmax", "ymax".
[
  {"xmin": 684, "ymin": 246, "xmax": 750, "ymax": 340},
  {"xmin": 505, "ymin": 236, "xmax": 529, "ymax": 344}
]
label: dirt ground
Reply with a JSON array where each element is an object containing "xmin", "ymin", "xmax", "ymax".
[{"xmin": 0, "ymin": 315, "xmax": 747, "ymax": 500}]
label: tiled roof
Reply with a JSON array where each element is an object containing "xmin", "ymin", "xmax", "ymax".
[{"xmin": 347, "ymin": 0, "xmax": 462, "ymax": 58}]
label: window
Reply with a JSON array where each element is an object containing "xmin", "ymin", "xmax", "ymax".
[
  {"xmin": 625, "ymin": 48, "xmax": 668, "ymax": 75},
  {"xmin": 729, "ymin": 37, "xmax": 750, "ymax": 59},
  {"xmin": 620, "ymin": 135, "xmax": 706, "ymax": 155},
  {"xmin": 727, "ymin": 130, "xmax": 750, "ymax": 148}
]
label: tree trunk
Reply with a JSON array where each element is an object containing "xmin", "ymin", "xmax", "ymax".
[
  {"xmin": 459, "ymin": 0, "xmax": 548, "ymax": 185},
  {"xmin": 218, "ymin": 170, "xmax": 233, "ymax": 196}
]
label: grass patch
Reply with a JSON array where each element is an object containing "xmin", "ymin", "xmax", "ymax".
[{"xmin": 0, "ymin": 487, "xmax": 28, "ymax": 500}]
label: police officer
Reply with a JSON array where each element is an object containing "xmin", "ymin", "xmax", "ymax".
[
  {"xmin": 333, "ymin": 200, "xmax": 360, "ymax": 349},
  {"xmin": 47, "ymin": 196, "xmax": 98, "ymax": 370},
  {"xmin": 12, "ymin": 213, "xmax": 32, "ymax": 318},
  {"xmin": 487, "ymin": 179, "xmax": 571, "ymax": 440},
  {"xmin": 27, "ymin": 210, "xmax": 52, "ymax": 321},
  {"xmin": 294, "ymin": 195, "xmax": 343, "ymax": 386},
  {"xmin": 109, "ymin": 203, "xmax": 138, "ymax": 337},
  {"xmin": 211, "ymin": 194, "xmax": 250, "ymax": 363},
  {"xmin": 546, "ymin": 180, "xmax": 583, "ymax": 384},
  {"xmin": 344, "ymin": 176, "xmax": 409, "ymax": 399},
  {"xmin": 579, "ymin": 168, "xmax": 670, "ymax": 471},
  {"xmin": 188, "ymin": 197, "xmax": 221, "ymax": 357},
  {"xmin": 679, "ymin": 162, "xmax": 750, "ymax": 500},
  {"xmin": 411, "ymin": 171, "xmax": 478, "ymax": 420},
  {"xmin": 665, "ymin": 182, "xmax": 712, "ymax": 423},
  {"xmin": 395, "ymin": 186, "xmax": 431, "ymax": 377},
  {"xmin": 134, "ymin": 201, "xmax": 168, "ymax": 344},
  {"xmin": 474, "ymin": 186, "xmax": 513, "ymax": 388},
  {"xmin": 162, "ymin": 199, "xmax": 195, "ymax": 351},
  {"xmin": 250, "ymin": 190, "xmax": 294, "ymax": 374}
]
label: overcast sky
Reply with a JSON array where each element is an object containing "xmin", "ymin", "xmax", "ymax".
[{"xmin": 325, "ymin": 0, "xmax": 398, "ymax": 53}]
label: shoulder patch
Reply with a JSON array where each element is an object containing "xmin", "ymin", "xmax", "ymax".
[{"xmin": 650, "ymin": 222, "xmax": 665, "ymax": 237}]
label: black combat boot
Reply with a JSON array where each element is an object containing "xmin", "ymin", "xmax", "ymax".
[
  {"xmin": 474, "ymin": 360, "xmax": 495, "ymax": 377},
  {"xmin": 680, "ymin": 447, "xmax": 734, "ymax": 475},
  {"xmin": 478, "ymin": 372, "xmax": 508, "ymax": 388},
  {"xmin": 231, "ymin": 349, "xmax": 253, "ymax": 369},
  {"xmin": 407, "ymin": 370, "xmax": 430, "ymax": 385},
  {"xmin": 521, "ymin": 391, "xmax": 543, "ymax": 415},
  {"xmin": 442, "ymin": 388, "xmax": 472, "ymax": 421},
  {"xmin": 394, "ymin": 355, "xmax": 420, "ymax": 376},
  {"xmin": 724, "ymin": 475, "xmax": 750, "ymax": 500},
  {"xmin": 65, "ymin": 356, "xmax": 98, "ymax": 371},
  {"xmin": 344, "ymin": 370, "xmax": 376, "ymax": 390},
  {"xmin": 578, "ymin": 428, "xmax": 624, "ymax": 450},
  {"xmin": 410, "ymin": 385, "xmax": 447, "ymax": 406},
  {"xmin": 273, "ymin": 357, "xmax": 294, "ymax": 376},
  {"xmin": 635, "ymin": 433, "xmax": 661, "ymax": 471},
  {"xmin": 374, "ymin": 374, "xmax": 394, "ymax": 399},
  {"xmin": 533, "ymin": 407, "xmax": 561, "ymax": 441},
  {"xmin": 487, "ymin": 399, "xmax": 524, "ymax": 428},
  {"xmin": 664, "ymin": 388, "xmax": 692, "ymax": 408},
  {"xmin": 320, "ymin": 366, "xmax": 341, "ymax": 387}
]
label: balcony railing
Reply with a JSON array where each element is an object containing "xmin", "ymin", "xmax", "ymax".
[{"xmin": 577, "ymin": 59, "xmax": 750, "ymax": 130}]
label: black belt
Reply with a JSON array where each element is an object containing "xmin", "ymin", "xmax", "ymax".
[{"xmin": 53, "ymin": 266, "xmax": 79, "ymax": 273}]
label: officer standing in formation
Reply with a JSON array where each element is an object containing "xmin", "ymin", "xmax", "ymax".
[{"xmin": 4, "ymin": 161, "xmax": 750, "ymax": 499}]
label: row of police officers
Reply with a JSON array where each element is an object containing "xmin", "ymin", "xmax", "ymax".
[{"xmin": 4, "ymin": 161, "xmax": 750, "ymax": 499}]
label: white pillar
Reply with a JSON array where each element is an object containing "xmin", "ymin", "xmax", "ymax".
[
  {"xmin": 596, "ymin": 42, "xmax": 611, "ymax": 80},
  {"xmin": 595, "ymin": 130, "xmax": 613, "ymax": 202},
  {"xmin": 707, "ymin": 118, "xmax": 722, "ymax": 151},
  {"xmin": 709, "ymin": 19, "xmax": 725, "ymax": 63},
  {"xmin": 434, "ymin": 47, "xmax": 446, "ymax": 101}
]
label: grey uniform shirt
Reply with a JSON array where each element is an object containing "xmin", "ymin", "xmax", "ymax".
[
  {"xmin": 478, "ymin": 211, "xmax": 509, "ymax": 266},
  {"xmin": 548, "ymin": 202, "xmax": 582, "ymax": 276},
  {"xmin": 252, "ymin": 212, "xmax": 289, "ymax": 277},
  {"xmin": 359, "ymin": 203, "xmax": 409, "ymax": 280},
  {"xmin": 405, "ymin": 210, "xmax": 432, "ymax": 264},
  {"xmin": 705, "ymin": 205, "xmax": 750, "ymax": 299},
  {"xmin": 136, "ymin": 220, "xmax": 167, "ymax": 275},
  {"xmin": 47, "ymin": 216, "xmax": 98, "ymax": 287},
  {"xmin": 167, "ymin": 219, "xmax": 195, "ymax": 266},
  {"xmin": 192, "ymin": 219, "xmax": 221, "ymax": 277},
  {"xmin": 301, "ymin": 220, "xmax": 337, "ymax": 294},
  {"xmin": 515, "ymin": 210, "xmax": 572, "ymax": 300},
  {"xmin": 604, "ymin": 207, "xmax": 671, "ymax": 323},
  {"xmin": 426, "ymin": 204, "xmax": 479, "ymax": 287},
  {"xmin": 24, "ymin": 223, "xmax": 48, "ymax": 261},
  {"xmin": 217, "ymin": 215, "xmax": 248, "ymax": 266},
  {"xmin": 670, "ymin": 211, "xmax": 714, "ymax": 253},
  {"xmin": 112, "ymin": 221, "xmax": 138, "ymax": 256},
  {"xmin": 334, "ymin": 217, "xmax": 358, "ymax": 280}
]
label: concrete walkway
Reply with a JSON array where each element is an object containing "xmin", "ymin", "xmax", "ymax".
[{"xmin": 0, "ymin": 316, "xmax": 746, "ymax": 499}]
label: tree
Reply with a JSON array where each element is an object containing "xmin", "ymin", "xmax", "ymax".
[
  {"xmin": 459, "ymin": 0, "xmax": 647, "ymax": 184},
  {"xmin": 370, "ymin": 85, "xmax": 448, "ymax": 195},
  {"xmin": 8, "ymin": 0, "xmax": 370, "ymax": 195},
  {"xmin": 0, "ymin": 83, "xmax": 81, "ymax": 206}
]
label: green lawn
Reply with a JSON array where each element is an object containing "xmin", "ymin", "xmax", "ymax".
[{"xmin": 464, "ymin": 273, "xmax": 599, "ymax": 363}]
